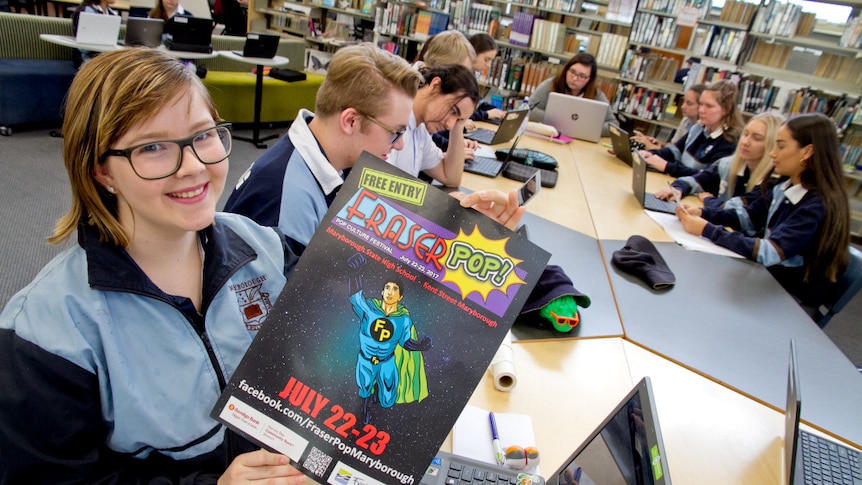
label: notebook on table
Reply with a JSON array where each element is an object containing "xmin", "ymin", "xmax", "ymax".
[
  {"xmin": 420, "ymin": 377, "xmax": 672, "ymax": 485},
  {"xmin": 75, "ymin": 12, "xmax": 122, "ymax": 46},
  {"xmin": 232, "ymin": 32, "xmax": 280, "ymax": 58},
  {"xmin": 785, "ymin": 339, "xmax": 862, "ymax": 485},
  {"xmin": 165, "ymin": 16, "xmax": 213, "ymax": 53},
  {"xmin": 465, "ymin": 108, "xmax": 528, "ymax": 145},
  {"xmin": 632, "ymin": 150, "xmax": 676, "ymax": 215},
  {"xmin": 122, "ymin": 17, "xmax": 164, "ymax": 47},
  {"xmin": 544, "ymin": 92, "xmax": 609, "ymax": 143}
]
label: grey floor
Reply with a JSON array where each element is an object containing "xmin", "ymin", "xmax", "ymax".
[{"xmin": 1, "ymin": 124, "xmax": 860, "ymax": 367}]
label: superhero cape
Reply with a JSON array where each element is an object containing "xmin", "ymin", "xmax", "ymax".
[{"xmin": 371, "ymin": 299, "xmax": 429, "ymax": 404}]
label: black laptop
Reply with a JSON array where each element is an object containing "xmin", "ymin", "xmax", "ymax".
[
  {"xmin": 122, "ymin": 17, "xmax": 164, "ymax": 47},
  {"xmin": 465, "ymin": 109, "xmax": 528, "ymax": 145},
  {"xmin": 165, "ymin": 16, "xmax": 213, "ymax": 53},
  {"xmin": 785, "ymin": 339, "xmax": 862, "ymax": 485},
  {"xmin": 464, "ymin": 134, "xmax": 525, "ymax": 178},
  {"xmin": 609, "ymin": 124, "xmax": 635, "ymax": 166},
  {"xmin": 421, "ymin": 377, "xmax": 672, "ymax": 485},
  {"xmin": 232, "ymin": 32, "xmax": 280, "ymax": 58},
  {"xmin": 632, "ymin": 150, "xmax": 676, "ymax": 214}
]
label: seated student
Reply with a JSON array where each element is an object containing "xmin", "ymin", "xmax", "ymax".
[
  {"xmin": 528, "ymin": 53, "xmax": 617, "ymax": 137},
  {"xmin": 150, "ymin": 0, "xmax": 195, "ymax": 39},
  {"xmin": 224, "ymin": 43, "xmax": 519, "ymax": 247},
  {"xmin": 71, "ymin": 0, "xmax": 118, "ymax": 68},
  {"xmin": 655, "ymin": 112, "xmax": 784, "ymax": 205},
  {"xmin": 640, "ymin": 79, "xmax": 744, "ymax": 178},
  {"xmin": 675, "ymin": 113, "xmax": 851, "ymax": 317},
  {"xmin": 0, "ymin": 48, "xmax": 307, "ymax": 483},
  {"xmin": 412, "ymin": 30, "xmax": 475, "ymax": 71},
  {"xmin": 632, "ymin": 84, "xmax": 705, "ymax": 150},
  {"xmin": 386, "ymin": 63, "xmax": 480, "ymax": 187}
]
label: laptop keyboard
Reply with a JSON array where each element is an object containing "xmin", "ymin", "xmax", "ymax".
[
  {"xmin": 467, "ymin": 129, "xmax": 495, "ymax": 145},
  {"xmin": 643, "ymin": 193, "xmax": 676, "ymax": 214},
  {"xmin": 800, "ymin": 431, "xmax": 862, "ymax": 485},
  {"xmin": 465, "ymin": 156, "xmax": 503, "ymax": 178}
]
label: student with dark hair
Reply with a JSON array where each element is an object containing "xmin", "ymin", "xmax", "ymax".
[
  {"xmin": 528, "ymin": 53, "xmax": 617, "ymax": 136},
  {"xmin": 71, "ymin": 0, "xmax": 118, "ymax": 68},
  {"xmin": 386, "ymin": 63, "xmax": 481, "ymax": 187},
  {"xmin": 640, "ymin": 79, "xmax": 744, "ymax": 178},
  {"xmin": 468, "ymin": 32, "xmax": 506, "ymax": 124},
  {"xmin": 676, "ymin": 112, "xmax": 851, "ymax": 316}
]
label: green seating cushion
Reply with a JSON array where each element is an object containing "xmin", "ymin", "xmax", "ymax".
[{"xmin": 202, "ymin": 71, "xmax": 324, "ymax": 124}]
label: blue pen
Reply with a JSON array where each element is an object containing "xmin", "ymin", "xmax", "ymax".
[{"xmin": 489, "ymin": 412, "xmax": 504, "ymax": 465}]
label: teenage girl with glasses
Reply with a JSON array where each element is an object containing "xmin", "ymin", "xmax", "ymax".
[{"xmin": 528, "ymin": 53, "xmax": 618, "ymax": 137}]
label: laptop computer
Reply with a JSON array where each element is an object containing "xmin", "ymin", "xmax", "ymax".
[
  {"xmin": 421, "ymin": 377, "xmax": 672, "ymax": 485},
  {"xmin": 165, "ymin": 16, "xmax": 213, "ymax": 53},
  {"xmin": 784, "ymin": 339, "xmax": 862, "ymax": 485},
  {"xmin": 75, "ymin": 12, "xmax": 122, "ymax": 46},
  {"xmin": 465, "ymin": 109, "xmax": 528, "ymax": 145},
  {"xmin": 632, "ymin": 150, "xmax": 676, "ymax": 214},
  {"xmin": 128, "ymin": 5, "xmax": 151, "ymax": 18},
  {"xmin": 122, "ymin": 17, "xmax": 164, "ymax": 47},
  {"xmin": 464, "ymin": 134, "xmax": 524, "ymax": 178},
  {"xmin": 544, "ymin": 92, "xmax": 609, "ymax": 143},
  {"xmin": 232, "ymin": 32, "xmax": 280, "ymax": 58},
  {"xmin": 609, "ymin": 124, "xmax": 635, "ymax": 167}
]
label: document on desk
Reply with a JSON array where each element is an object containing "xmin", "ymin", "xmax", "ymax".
[
  {"xmin": 453, "ymin": 404, "xmax": 539, "ymax": 474},
  {"xmin": 645, "ymin": 211, "xmax": 744, "ymax": 259}
]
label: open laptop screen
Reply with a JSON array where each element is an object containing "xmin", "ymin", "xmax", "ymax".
[{"xmin": 549, "ymin": 377, "xmax": 671, "ymax": 485}]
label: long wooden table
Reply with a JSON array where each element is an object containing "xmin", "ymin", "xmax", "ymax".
[{"xmin": 452, "ymin": 130, "xmax": 861, "ymax": 484}]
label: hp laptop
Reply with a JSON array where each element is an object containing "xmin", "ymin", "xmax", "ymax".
[
  {"xmin": 465, "ymin": 109, "xmax": 528, "ymax": 145},
  {"xmin": 632, "ymin": 151, "xmax": 676, "ymax": 214},
  {"xmin": 233, "ymin": 32, "xmax": 280, "ymax": 58},
  {"xmin": 122, "ymin": 17, "xmax": 164, "ymax": 47},
  {"xmin": 165, "ymin": 16, "xmax": 213, "ymax": 53},
  {"xmin": 609, "ymin": 124, "xmax": 636, "ymax": 166},
  {"xmin": 421, "ymin": 377, "xmax": 672, "ymax": 485},
  {"xmin": 544, "ymin": 92, "xmax": 609, "ymax": 143},
  {"xmin": 785, "ymin": 340, "xmax": 862, "ymax": 485},
  {"xmin": 75, "ymin": 12, "xmax": 122, "ymax": 46}
]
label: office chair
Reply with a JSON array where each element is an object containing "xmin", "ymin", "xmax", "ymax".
[{"xmin": 816, "ymin": 245, "xmax": 862, "ymax": 329}]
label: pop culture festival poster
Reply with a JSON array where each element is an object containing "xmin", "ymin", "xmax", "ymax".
[{"xmin": 212, "ymin": 153, "xmax": 550, "ymax": 485}]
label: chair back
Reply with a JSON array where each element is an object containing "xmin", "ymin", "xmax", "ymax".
[{"xmin": 818, "ymin": 246, "xmax": 862, "ymax": 328}]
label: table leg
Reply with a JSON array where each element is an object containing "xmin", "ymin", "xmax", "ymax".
[{"xmin": 234, "ymin": 63, "xmax": 279, "ymax": 149}]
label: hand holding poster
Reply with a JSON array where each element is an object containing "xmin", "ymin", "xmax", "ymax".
[{"xmin": 212, "ymin": 153, "xmax": 550, "ymax": 485}]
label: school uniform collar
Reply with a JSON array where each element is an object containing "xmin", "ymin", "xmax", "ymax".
[
  {"xmin": 702, "ymin": 124, "xmax": 724, "ymax": 139},
  {"xmin": 288, "ymin": 109, "xmax": 344, "ymax": 197},
  {"xmin": 779, "ymin": 179, "xmax": 809, "ymax": 204}
]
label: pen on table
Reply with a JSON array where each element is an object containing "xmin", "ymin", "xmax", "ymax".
[{"xmin": 489, "ymin": 412, "xmax": 504, "ymax": 466}]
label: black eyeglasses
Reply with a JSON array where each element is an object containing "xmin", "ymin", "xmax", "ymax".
[
  {"xmin": 361, "ymin": 113, "xmax": 405, "ymax": 145},
  {"xmin": 100, "ymin": 123, "xmax": 232, "ymax": 180}
]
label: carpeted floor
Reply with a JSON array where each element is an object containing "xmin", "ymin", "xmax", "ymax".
[{"xmin": 1, "ymin": 125, "xmax": 861, "ymax": 367}]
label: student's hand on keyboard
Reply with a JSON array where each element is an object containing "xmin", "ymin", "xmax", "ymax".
[
  {"xmin": 464, "ymin": 139, "xmax": 479, "ymax": 151},
  {"xmin": 451, "ymin": 190, "xmax": 525, "ymax": 231}
]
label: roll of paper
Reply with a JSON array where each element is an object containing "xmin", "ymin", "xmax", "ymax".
[{"xmin": 489, "ymin": 331, "xmax": 517, "ymax": 391}]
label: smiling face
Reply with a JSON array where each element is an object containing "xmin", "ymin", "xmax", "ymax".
[
  {"xmin": 94, "ymin": 89, "xmax": 227, "ymax": 243},
  {"xmin": 697, "ymin": 90, "xmax": 727, "ymax": 133},
  {"xmin": 420, "ymin": 91, "xmax": 476, "ymax": 133},
  {"xmin": 769, "ymin": 124, "xmax": 812, "ymax": 185},
  {"xmin": 381, "ymin": 281, "xmax": 403, "ymax": 306}
]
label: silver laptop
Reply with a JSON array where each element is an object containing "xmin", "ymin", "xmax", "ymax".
[
  {"xmin": 123, "ymin": 17, "xmax": 164, "ymax": 47},
  {"xmin": 633, "ymin": 150, "xmax": 676, "ymax": 214},
  {"xmin": 785, "ymin": 340, "xmax": 862, "ymax": 485},
  {"xmin": 75, "ymin": 12, "xmax": 122, "ymax": 46},
  {"xmin": 421, "ymin": 377, "xmax": 672, "ymax": 485},
  {"xmin": 544, "ymin": 92, "xmax": 608, "ymax": 143}
]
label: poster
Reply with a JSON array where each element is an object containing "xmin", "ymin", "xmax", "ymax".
[{"xmin": 212, "ymin": 153, "xmax": 550, "ymax": 485}]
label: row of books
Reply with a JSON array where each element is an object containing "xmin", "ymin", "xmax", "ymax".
[
  {"xmin": 613, "ymin": 83, "xmax": 674, "ymax": 121},
  {"xmin": 840, "ymin": 15, "xmax": 862, "ymax": 49},
  {"xmin": 373, "ymin": 3, "xmax": 448, "ymax": 37},
  {"xmin": 751, "ymin": 1, "xmax": 809, "ymax": 37},
  {"xmin": 478, "ymin": 56, "xmax": 561, "ymax": 96},
  {"xmin": 842, "ymin": 143, "xmax": 862, "ymax": 172},
  {"xmin": 453, "ymin": 2, "xmax": 499, "ymax": 35},
  {"xmin": 631, "ymin": 12, "xmax": 682, "ymax": 49},
  {"xmin": 529, "ymin": 18, "xmax": 567, "ymax": 53},
  {"xmin": 638, "ymin": 0, "xmax": 709, "ymax": 16},
  {"xmin": 414, "ymin": 10, "xmax": 450, "ymax": 37},
  {"xmin": 743, "ymin": 39, "xmax": 792, "ymax": 69},
  {"xmin": 620, "ymin": 50, "xmax": 680, "ymax": 83},
  {"xmin": 715, "ymin": 0, "xmax": 758, "ymax": 25},
  {"xmin": 813, "ymin": 54, "xmax": 862, "ymax": 84},
  {"xmin": 535, "ymin": 0, "xmax": 577, "ymax": 13},
  {"xmin": 682, "ymin": 63, "xmax": 742, "ymax": 89},
  {"xmin": 509, "ymin": 11, "xmax": 536, "ymax": 47},
  {"xmin": 605, "ymin": 0, "xmax": 638, "ymax": 24},
  {"xmin": 737, "ymin": 77, "xmax": 779, "ymax": 114},
  {"xmin": 690, "ymin": 25, "xmax": 747, "ymax": 63},
  {"xmin": 595, "ymin": 32, "xmax": 629, "ymax": 69},
  {"xmin": 782, "ymin": 90, "xmax": 861, "ymax": 134}
]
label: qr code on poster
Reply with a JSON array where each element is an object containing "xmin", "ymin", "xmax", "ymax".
[{"xmin": 303, "ymin": 447, "xmax": 333, "ymax": 477}]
